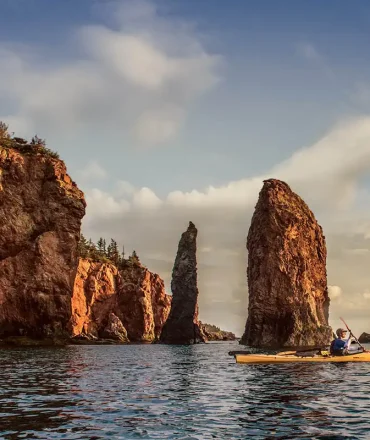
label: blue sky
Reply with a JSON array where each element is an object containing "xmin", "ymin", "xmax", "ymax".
[
  {"xmin": 2, "ymin": 0, "xmax": 370, "ymax": 193},
  {"xmin": 2, "ymin": 0, "xmax": 370, "ymax": 334}
]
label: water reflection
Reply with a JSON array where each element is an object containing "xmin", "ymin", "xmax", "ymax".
[
  {"xmin": 0, "ymin": 342, "xmax": 370, "ymax": 439},
  {"xmin": 0, "ymin": 347, "xmax": 86, "ymax": 438}
]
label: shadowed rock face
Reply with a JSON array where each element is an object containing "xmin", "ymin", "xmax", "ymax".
[
  {"xmin": 70, "ymin": 258, "xmax": 171, "ymax": 342},
  {"xmin": 240, "ymin": 179, "xmax": 332, "ymax": 348},
  {"xmin": 0, "ymin": 147, "xmax": 86, "ymax": 339},
  {"xmin": 160, "ymin": 221, "xmax": 206, "ymax": 344}
]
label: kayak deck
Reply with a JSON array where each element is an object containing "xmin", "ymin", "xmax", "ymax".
[{"xmin": 235, "ymin": 352, "xmax": 370, "ymax": 364}]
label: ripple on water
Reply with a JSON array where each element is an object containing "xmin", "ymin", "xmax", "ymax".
[{"xmin": 0, "ymin": 342, "xmax": 370, "ymax": 439}]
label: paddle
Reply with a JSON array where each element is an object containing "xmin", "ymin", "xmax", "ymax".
[
  {"xmin": 228, "ymin": 350, "xmax": 252, "ymax": 356},
  {"xmin": 277, "ymin": 347, "xmax": 327, "ymax": 356},
  {"xmin": 340, "ymin": 317, "xmax": 367, "ymax": 352}
]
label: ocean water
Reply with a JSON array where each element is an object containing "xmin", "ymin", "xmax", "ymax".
[{"xmin": 0, "ymin": 342, "xmax": 370, "ymax": 439}]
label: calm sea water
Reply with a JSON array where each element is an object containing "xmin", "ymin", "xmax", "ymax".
[{"xmin": 1, "ymin": 342, "xmax": 370, "ymax": 439}]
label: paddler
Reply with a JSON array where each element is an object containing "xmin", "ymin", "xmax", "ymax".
[{"xmin": 330, "ymin": 328, "xmax": 364, "ymax": 355}]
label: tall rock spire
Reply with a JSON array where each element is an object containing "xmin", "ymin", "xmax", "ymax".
[
  {"xmin": 240, "ymin": 179, "xmax": 332, "ymax": 348},
  {"xmin": 160, "ymin": 221, "xmax": 206, "ymax": 344}
]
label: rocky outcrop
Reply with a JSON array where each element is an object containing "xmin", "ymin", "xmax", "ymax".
[
  {"xmin": 160, "ymin": 221, "xmax": 206, "ymax": 344},
  {"xmin": 201, "ymin": 322, "xmax": 236, "ymax": 341},
  {"xmin": 359, "ymin": 332, "xmax": 370, "ymax": 343},
  {"xmin": 70, "ymin": 258, "xmax": 171, "ymax": 342},
  {"xmin": 241, "ymin": 179, "xmax": 332, "ymax": 348},
  {"xmin": 70, "ymin": 259, "xmax": 119, "ymax": 338},
  {"xmin": 101, "ymin": 313, "xmax": 128, "ymax": 342},
  {"xmin": 0, "ymin": 145, "xmax": 85, "ymax": 340},
  {"xmin": 118, "ymin": 261, "xmax": 172, "ymax": 341}
]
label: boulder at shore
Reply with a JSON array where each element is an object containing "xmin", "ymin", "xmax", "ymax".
[
  {"xmin": 240, "ymin": 179, "xmax": 332, "ymax": 348},
  {"xmin": 359, "ymin": 332, "xmax": 370, "ymax": 343},
  {"xmin": 160, "ymin": 222, "xmax": 207, "ymax": 344}
]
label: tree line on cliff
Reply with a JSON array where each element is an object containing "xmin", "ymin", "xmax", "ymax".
[{"xmin": 78, "ymin": 234, "xmax": 140, "ymax": 270}]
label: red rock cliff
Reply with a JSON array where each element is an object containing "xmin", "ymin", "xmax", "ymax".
[
  {"xmin": 240, "ymin": 179, "xmax": 332, "ymax": 348},
  {"xmin": 0, "ymin": 144, "xmax": 86, "ymax": 339},
  {"xmin": 70, "ymin": 258, "xmax": 171, "ymax": 342}
]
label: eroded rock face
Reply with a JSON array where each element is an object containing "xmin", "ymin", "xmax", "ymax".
[
  {"xmin": 70, "ymin": 258, "xmax": 171, "ymax": 342},
  {"xmin": 241, "ymin": 179, "xmax": 332, "ymax": 348},
  {"xmin": 70, "ymin": 259, "xmax": 119, "ymax": 338},
  {"xmin": 118, "ymin": 263, "xmax": 172, "ymax": 341},
  {"xmin": 160, "ymin": 221, "xmax": 206, "ymax": 344},
  {"xmin": 0, "ymin": 147, "xmax": 85, "ymax": 339}
]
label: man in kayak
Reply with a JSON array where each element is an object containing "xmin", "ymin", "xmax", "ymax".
[{"xmin": 330, "ymin": 328, "xmax": 364, "ymax": 355}]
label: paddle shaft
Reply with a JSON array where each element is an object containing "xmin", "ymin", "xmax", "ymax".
[
  {"xmin": 277, "ymin": 346, "xmax": 328, "ymax": 356},
  {"xmin": 340, "ymin": 317, "xmax": 366, "ymax": 352}
]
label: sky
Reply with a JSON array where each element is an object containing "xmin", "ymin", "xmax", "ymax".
[{"xmin": 1, "ymin": 0, "xmax": 370, "ymax": 337}]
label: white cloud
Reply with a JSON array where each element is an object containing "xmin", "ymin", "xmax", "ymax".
[
  {"xmin": 115, "ymin": 181, "xmax": 136, "ymax": 197},
  {"xmin": 0, "ymin": 0, "xmax": 221, "ymax": 147},
  {"xmin": 328, "ymin": 285, "xmax": 342, "ymax": 300},
  {"xmin": 78, "ymin": 161, "xmax": 107, "ymax": 181},
  {"xmin": 132, "ymin": 187, "xmax": 162, "ymax": 209},
  {"xmin": 363, "ymin": 291, "xmax": 370, "ymax": 300},
  {"xmin": 85, "ymin": 188, "xmax": 130, "ymax": 220},
  {"xmin": 133, "ymin": 107, "xmax": 184, "ymax": 145}
]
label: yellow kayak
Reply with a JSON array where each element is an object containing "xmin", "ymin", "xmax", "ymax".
[{"xmin": 235, "ymin": 352, "xmax": 370, "ymax": 364}]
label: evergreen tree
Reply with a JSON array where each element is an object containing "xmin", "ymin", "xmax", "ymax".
[
  {"xmin": 87, "ymin": 239, "xmax": 99, "ymax": 260},
  {"xmin": 78, "ymin": 235, "xmax": 129, "ymax": 267},
  {"xmin": 97, "ymin": 237, "xmax": 104, "ymax": 254},
  {"xmin": 128, "ymin": 250, "xmax": 140, "ymax": 265},
  {"xmin": 78, "ymin": 234, "xmax": 89, "ymax": 258},
  {"xmin": 106, "ymin": 241, "xmax": 113, "ymax": 260},
  {"xmin": 109, "ymin": 239, "xmax": 120, "ymax": 266}
]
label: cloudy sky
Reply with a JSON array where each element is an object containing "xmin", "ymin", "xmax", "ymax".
[{"xmin": 1, "ymin": 0, "xmax": 370, "ymax": 336}]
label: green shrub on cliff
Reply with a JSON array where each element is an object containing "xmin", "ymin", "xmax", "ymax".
[
  {"xmin": 0, "ymin": 121, "xmax": 10, "ymax": 138},
  {"xmin": 0, "ymin": 121, "xmax": 59, "ymax": 159},
  {"xmin": 30, "ymin": 135, "xmax": 60, "ymax": 159}
]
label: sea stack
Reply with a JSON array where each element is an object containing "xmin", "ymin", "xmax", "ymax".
[
  {"xmin": 0, "ymin": 141, "xmax": 86, "ymax": 341},
  {"xmin": 240, "ymin": 179, "xmax": 332, "ymax": 348},
  {"xmin": 160, "ymin": 221, "xmax": 206, "ymax": 344}
]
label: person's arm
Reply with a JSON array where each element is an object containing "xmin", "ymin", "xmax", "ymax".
[{"xmin": 344, "ymin": 334, "xmax": 352, "ymax": 349}]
